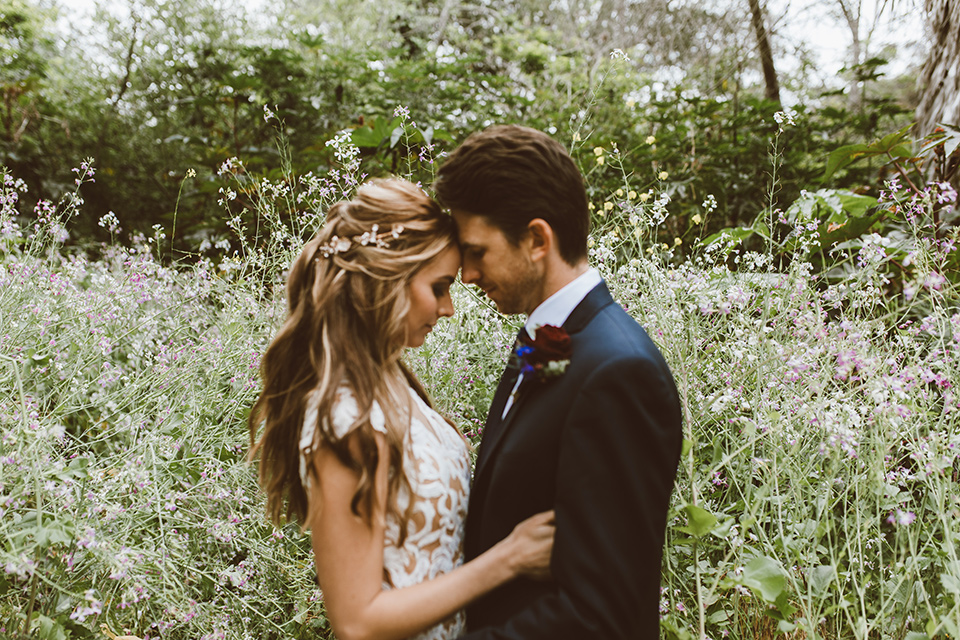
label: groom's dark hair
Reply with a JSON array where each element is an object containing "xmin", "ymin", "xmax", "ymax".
[{"xmin": 433, "ymin": 124, "xmax": 589, "ymax": 265}]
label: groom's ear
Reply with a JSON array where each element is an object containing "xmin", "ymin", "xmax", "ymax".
[{"xmin": 526, "ymin": 219, "xmax": 553, "ymax": 263}]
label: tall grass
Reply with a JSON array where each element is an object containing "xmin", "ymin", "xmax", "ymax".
[{"xmin": 1, "ymin": 122, "xmax": 958, "ymax": 640}]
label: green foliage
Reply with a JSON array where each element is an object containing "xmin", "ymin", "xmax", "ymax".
[
  {"xmin": 0, "ymin": 0, "xmax": 919, "ymax": 257},
  {"xmin": 823, "ymin": 124, "xmax": 915, "ymax": 181}
]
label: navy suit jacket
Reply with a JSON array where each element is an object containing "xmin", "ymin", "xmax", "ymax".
[{"xmin": 461, "ymin": 281, "xmax": 682, "ymax": 639}]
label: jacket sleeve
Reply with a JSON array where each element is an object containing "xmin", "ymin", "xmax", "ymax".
[{"xmin": 459, "ymin": 354, "xmax": 682, "ymax": 639}]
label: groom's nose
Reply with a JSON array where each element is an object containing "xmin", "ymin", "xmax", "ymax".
[{"xmin": 461, "ymin": 262, "xmax": 480, "ymax": 285}]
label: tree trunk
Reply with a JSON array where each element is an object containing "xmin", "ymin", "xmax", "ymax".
[
  {"xmin": 747, "ymin": 0, "xmax": 781, "ymax": 106},
  {"xmin": 917, "ymin": 0, "xmax": 960, "ymax": 137},
  {"xmin": 836, "ymin": 0, "xmax": 863, "ymax": 111}
]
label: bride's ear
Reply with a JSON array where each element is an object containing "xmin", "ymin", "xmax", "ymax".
[{"xmin": 525, "ymin": 219, "xmax": 553, "ymax": 262}]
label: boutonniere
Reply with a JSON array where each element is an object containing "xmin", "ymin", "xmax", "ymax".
[{"xmin": 511, "ymin": 324, "xmax": 572, "ymax": 383}]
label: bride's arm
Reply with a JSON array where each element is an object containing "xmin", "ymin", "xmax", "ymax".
[{"xmin": 307, "ymin": 433, "xmax": 553, "ymax": 640}]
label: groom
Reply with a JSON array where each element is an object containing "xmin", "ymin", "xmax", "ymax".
[{"xmin": 434, "ymin": 125, "xmax": 682, "ymax": 639}]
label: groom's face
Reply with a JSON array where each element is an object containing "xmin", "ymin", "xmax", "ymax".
[{"xmin": 452, "ymin": 211, "xmax": 541, "ymax": 316}]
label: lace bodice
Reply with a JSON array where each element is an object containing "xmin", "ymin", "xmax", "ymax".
[{"xmin": 299, "ymin": 386, "xmax": 471, "ymax": 640}]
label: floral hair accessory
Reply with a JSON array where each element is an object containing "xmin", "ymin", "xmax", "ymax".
[
  {"xmin": 317, "ymin": 223, "xmax": 405, "ymax": 259},
  {"xmin": 510, "ymin": 324, "xmax": 572, "ymax": 382}
]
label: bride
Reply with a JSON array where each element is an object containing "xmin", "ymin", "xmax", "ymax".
[{"xmin": 249, "ymin": 178, "xmax": 555, "ymax": 640}]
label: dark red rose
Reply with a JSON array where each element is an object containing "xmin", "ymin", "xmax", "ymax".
[{"xmin": 526, "ymin": 325, "xmax": 572, "ymax": 364}]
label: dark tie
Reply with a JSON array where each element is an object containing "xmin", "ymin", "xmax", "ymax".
[
  {"xmin": 487, "ymin": 328, "xmax": 528, "ymax": 427},
  {"xmin": 505, "ymin": 326, "xmax": 531, "ymax": 373}
]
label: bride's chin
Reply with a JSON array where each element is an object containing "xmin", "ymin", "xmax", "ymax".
[{"xmin": 405, "ymin": 334, "xmax": 426, "ymax": 349}]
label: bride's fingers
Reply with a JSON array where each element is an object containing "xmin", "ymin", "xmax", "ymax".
[
  {"xmin": 523, "ymin": 509, "xmax": 556, "ymax": 527},
  {"xmin": 534, "ymin": 509, "xmax": 555, "ymax": 524}
]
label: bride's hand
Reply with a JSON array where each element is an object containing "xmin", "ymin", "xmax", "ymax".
[{"xmin": 503, "ymin": 510, "xmax": 555, "ymax": 580}]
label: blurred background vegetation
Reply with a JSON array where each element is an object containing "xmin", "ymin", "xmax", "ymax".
[{"xmin": 0, "ymin": 0, "xmax": 947, "ymax": 256}]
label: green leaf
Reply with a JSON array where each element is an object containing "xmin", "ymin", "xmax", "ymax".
[
  {"xmin": 835, "ymin": 192, "xmax": 878, "ymax": 218},
  {"xmin": 55, "ymin": 456, "xmax": 90, "ymax": 482},
  {"xmin": 818, "ymin": 208, "xmax": 883, "ymax": 249},
  {"xmin": 777, "ymin": 620, "xmax": 797, "ymax": 632},
  {"xmin": 940, "ymin": 572, "xmax": 960, "ymax": 595},
  {"xmin": 772, "ymin": 591, "xmax": 797, "ymax": 619},
  {"xmin": 876, "ymin": 124, "xmax": 913, "ymax": 151},
  {"xmin": 823, "ymin": 143, "xmax": 870, "ymax": 181},
  {"xmin": 823, "ymin": 125, "xmax": 914, "ymax": 180},
  {"xmin": 942, "ymin": 617, "xmax": 960, "ymax": 637},
  {"xmin": 681, "ymin": 504, "xmax": 718, "ymax": 537},
  {"xmin": 752, "ymin": 220, "xmax": 770, "ymax": 240},
  {"xmin": 740, "ymin": 556, "xmax": 786, "ymax": 603},
  {"xmin": 808, "ymin": 565, "xmax": 835, "ymax": 596},
  {"xmin": 350, "ymin": 116, "xmax": 402, "ymax": 148},
  {"xmin": 35, "ymin": 614, "xmax": 67, "ymax": 640},
  {"xmin": 888, "ymin": 144, "xmax": 913, "ymax": 159},
  {"xmin": 707, "ymin": 609, "xmax": 729, "ymax": 624},
  {"xmin": 390, "ymin": 126, "xmax": 404, "ymax": 149},
  {"xmin": 938, "ymin": 123, "xmax": 960, "ymax": 158},
  {"xmin": 702, "ymin": 225, "xmax": 757, "ymax": 253}
]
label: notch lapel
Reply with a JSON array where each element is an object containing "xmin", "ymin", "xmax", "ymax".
[
  {"xmin": 473, "ymin": 330, "xmax": 524, "ymax": 473},
  {"xmin": 474, "ymin": 373, "xmax": 533, "ymax": 479}
]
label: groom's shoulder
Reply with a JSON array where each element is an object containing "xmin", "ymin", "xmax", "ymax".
[{"xmin": 573, "ymin": 306, "xmax": 661, "ymax": 365}]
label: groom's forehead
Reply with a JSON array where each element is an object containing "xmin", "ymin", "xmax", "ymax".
[{"xmin": 453, "ymin": 212, "xmax": 497, "ymax": 240}]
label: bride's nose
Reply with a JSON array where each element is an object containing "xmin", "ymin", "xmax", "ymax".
[{"xmin": 439, "ymin": 294, "xmax": 454, "ymax": 318}]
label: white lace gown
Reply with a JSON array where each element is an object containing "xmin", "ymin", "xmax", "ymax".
[{"xmin": 299, "ymin": 386, "xmax": 472, "ymax": 640}]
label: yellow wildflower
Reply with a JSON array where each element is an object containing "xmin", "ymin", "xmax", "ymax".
[
  {"xmin": 691, "ymin": 214, "xmax": 702, "ymax": 225},
  {"xmin": 638, "ymin": 192, "xmax": 651, "ymax": 203},
  {"xmin": 596, "ymin": 155, "xmax": 605, "ymax": 166},
  {"xmin": 626, "ymin": 98, "xmax": 636, "ymax": 108},
  {"xmin": 658, "ymin": 171, "xmax": 669, "ymax": 180},
  {"xmin": 628, "ymin": 190, "xmax": 637, "ymax": 200},
  {"xmin": 101, "ymin": 624, "xmax": 144, "ymax": 640},
  {"xmin": 674, "ymin": 237, "xmax": 682, "ymax": 246},
  {"xmin": 593, "ymin": 146, "xmax": 604, "ymax": 156},
  {"xmin": 604, "ymin": 202, "xmax": 614, "ymax": 211},
  {"xmin": 588, "ymin": 202, "xmax": 595, "ymax": 210},
  {"xmin": 645, "ymin": 136, "xmax": 656, "ymax": 145},
  {"xmin": 573, "ymin": 132, "xmax": 581, "ymax": 142}
]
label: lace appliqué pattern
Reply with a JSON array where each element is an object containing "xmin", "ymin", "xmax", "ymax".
[{"xmin": 299, "ymin": 387, "xmax": 471, "ymax": 640}]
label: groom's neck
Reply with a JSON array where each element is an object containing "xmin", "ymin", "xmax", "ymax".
[{"xmin": 528, "ymin": 259, "xmax": 590, "ymax": 314}]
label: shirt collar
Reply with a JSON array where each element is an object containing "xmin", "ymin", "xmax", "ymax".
[{"xmin": 525, "ymin": 267, "xmax": 602, "ymax": 334}]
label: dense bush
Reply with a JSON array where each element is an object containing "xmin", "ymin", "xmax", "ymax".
[{"xmin": 1, "ymin": 0, "xmax": 919, "ymax": 253}]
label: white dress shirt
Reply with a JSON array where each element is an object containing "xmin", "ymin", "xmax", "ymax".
[{"xmin": 501, "ymin": 267, "xmax": 602, "ymax": 418}]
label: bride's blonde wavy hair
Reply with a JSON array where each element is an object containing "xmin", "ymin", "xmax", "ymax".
[{"xmin": 249, "ymin": 178, "xmax": 457, "ymax": 536}]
